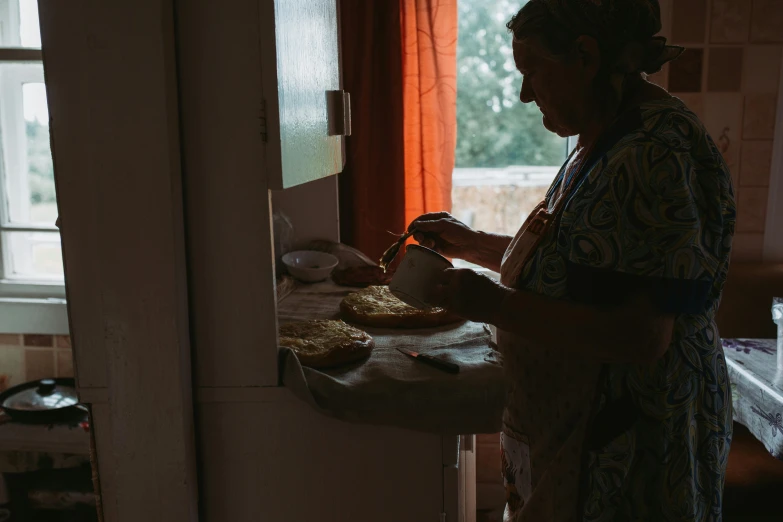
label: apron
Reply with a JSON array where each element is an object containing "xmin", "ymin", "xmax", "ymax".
[
  {"xmin": 496, "ymin": 108, "xmax": 646, "ymax": 522},
  {"xmin": 497, "ymin": 152, "xmax": 601, "ymax": 522}
]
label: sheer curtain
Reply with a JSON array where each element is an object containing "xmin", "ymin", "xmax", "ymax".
[
  {"xmin": 400, "ymin": 0, "xmax": 459, "ymax": 226},
  {"xmin": 338, "ymin": 0, "xmax": 407, "ymax": 261},
  {"xmin": 337, "ymin": 0, "xmax": 458, "ymax": 260}
]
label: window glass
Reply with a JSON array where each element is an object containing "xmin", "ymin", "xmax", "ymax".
[{"xmin": 453, "ymin": 0, "xmax": 567, "ymax": 238}]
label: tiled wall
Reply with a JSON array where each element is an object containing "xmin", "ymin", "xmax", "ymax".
[
  {"xmin": 0, "ymin": 334, "xmax": 74, "ymax": 392},
  {"xmin": 475, "ymin": 0, "xmax": 783, "ymax": 512},
  {"xmin": 655, "ymin": 0, "xmax": 782, "ymax": 261}
]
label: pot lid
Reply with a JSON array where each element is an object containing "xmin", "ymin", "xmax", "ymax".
[{"xmin": 2, "ymin": 379, "xmax": 78, "ymax": 412}]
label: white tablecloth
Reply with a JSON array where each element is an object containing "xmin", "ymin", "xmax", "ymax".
[
  {"xmin": 723, "ymin": 338, "xmax": 783, "ymax": 459},
  {"xmin": 278, "ymin": 281, "xmax": 506, "ymax": 435}
]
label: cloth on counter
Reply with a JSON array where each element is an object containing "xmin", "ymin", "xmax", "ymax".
[
  {"xmin": 279, "ymin": 282, "xmax": 505, "ymax": 435},
  {"xmin": 724, "ymin": 339, "xmax": 783, "ymax": 460}
]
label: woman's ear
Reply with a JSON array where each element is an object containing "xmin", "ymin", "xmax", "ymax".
[{"xmin": 574, "ymin": 35, "xmax": 602, "ymax": 80}]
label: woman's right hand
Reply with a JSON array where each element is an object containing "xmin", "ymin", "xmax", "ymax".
[{"xmin": 407, "ymin": 212, "xmax": 478, "ymax": 260}]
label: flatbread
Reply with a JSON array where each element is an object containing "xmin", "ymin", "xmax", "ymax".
[
  {"xmin": 332, "ymin": 265, "xmax": 394, "ymax": 287},
  {"xmin": 340, "ymin": 285, "xmax": 461, "ymax": 329},
  {"xmin": 279, "ymin": 320, "xmax": 374, "ymax": 368}
]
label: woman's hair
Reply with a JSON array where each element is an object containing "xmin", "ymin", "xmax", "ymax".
[
  {"xmin": 507, "ymin": 2, "xmax": 582, "ymax": 61},
  {"xmin": 507, "ymin": 0, "xmax": 682, "ymax": 112}
]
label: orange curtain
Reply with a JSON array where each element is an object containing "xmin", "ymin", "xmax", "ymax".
[
  {"xmin": 338, "ymin": 0, "xmax": 407, "ymax": 261},
  {"xmin": 400, "ymin": 0, "xmax": 459, "ymax": 226}
]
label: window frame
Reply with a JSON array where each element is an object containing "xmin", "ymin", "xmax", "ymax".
[
  {"xmin": 0, "ymin": 1, "xmax": 67, "ymax": 332},
  {"xmin": 0, "ymin": 60, "xmax": 63, "ymax": 291},
  {"xmin": 0, "ymin": 32, "xmax": 63, "ymax": 300}
]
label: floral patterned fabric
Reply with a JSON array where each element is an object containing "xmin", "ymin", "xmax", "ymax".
[
  {"xmin": 723, "ymin": 339, "xmax": 783, "ymax": 460},
  {"xmin": 498, "ymin": 97, "xmax": 735, "ymax": 521}
]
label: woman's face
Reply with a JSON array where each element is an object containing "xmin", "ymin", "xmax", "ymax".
[{"xmin": 512, "ymin": 38, "xmax": 599, "ymax": 137}]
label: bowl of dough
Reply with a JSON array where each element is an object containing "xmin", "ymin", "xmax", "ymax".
[{"xmin": 282, "ymin": 250, "xmax": 339, "ymax": 283}]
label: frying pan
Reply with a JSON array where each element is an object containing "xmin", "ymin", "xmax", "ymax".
[{"xmin": 0, "ymin": 378, "xmax": 87, "ymax": 424}]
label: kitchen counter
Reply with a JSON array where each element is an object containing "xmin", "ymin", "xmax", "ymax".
[
  {"xmin": 0, "ymin": 414, "xmax": 89, "ymax": 456},
  {"xmin": 278, "ymin": 281, "xmax": 506, "ymax": 435},
  {"xmin": 0, "ymin": 414, "xmax": 90, "ymax": 473}
]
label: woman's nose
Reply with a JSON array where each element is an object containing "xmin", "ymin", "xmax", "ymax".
[{"xmin": 519, "ymin": 77, "xmax": 535, "ymax": 104}]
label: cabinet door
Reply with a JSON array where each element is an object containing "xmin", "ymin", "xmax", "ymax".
[{"xmin": 260, "ymin": 0, "xmax": 345, "ymax": 189}]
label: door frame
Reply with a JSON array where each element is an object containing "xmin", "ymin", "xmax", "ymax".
[{"xmin": 38, "ymin": 1, "xmax": 199, "ymax": 520}]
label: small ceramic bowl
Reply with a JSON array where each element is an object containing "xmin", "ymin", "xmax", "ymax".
[
  {"xmin": 282, "ymin": 251, "xmax": 339, "ymax": 283},
  {"xmin": 390, "ymin": 244, "xmax": 453, "ymax": 309}
]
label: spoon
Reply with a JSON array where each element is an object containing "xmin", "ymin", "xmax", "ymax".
[{"xmin": 379, "ymin": 229, "xmax": 415, "ymax": 272}]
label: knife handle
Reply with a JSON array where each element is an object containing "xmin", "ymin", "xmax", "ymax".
[{"xmin": 417, "ymin": 353, "xmax": 460, "ymax": 374}]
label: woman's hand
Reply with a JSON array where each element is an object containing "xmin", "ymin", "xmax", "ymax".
[
  {"xmin": 431, "ymin": 268, "xmax": 512, "ymax": 324},
  {"xmin": 407, "ymin": 212, "xmax": 479, "ymax": 260}
]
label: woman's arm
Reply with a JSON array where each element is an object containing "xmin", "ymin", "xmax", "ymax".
[
  {"xmin": 408, "ymin": 212, "xmax": 513, "ymax": 272},
  {"xmin": 495, "ymin": 286, "xmax": 675, "ymax": 363},
  {"xmin": 434, "ymin": 268, "xmax": 675, "ymax": 364},
  {"xmin": 461, "ymin": 231, "xmax": 513, "ymax": 272}
]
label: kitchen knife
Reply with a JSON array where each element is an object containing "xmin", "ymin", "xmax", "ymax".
[{"xmin": 396, "ymin": 348, "xmax": 460, "ymax": 374}]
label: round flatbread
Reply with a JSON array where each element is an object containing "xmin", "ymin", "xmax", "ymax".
[
  {"xmin": 332, "ymin": 265, "xmax": 394, "ymax": 287},
  {"xmin": 340, "ymin": 285, "xmax": 461, "ymax": 329},
  {"xmin": 279, "ymin": 320, "xmax": 374, "ymax": 368}
]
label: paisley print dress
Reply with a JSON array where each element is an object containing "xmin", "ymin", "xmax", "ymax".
[{"xmin": 497, "ymin": 97, "xmax": 735, "ymax": 521}]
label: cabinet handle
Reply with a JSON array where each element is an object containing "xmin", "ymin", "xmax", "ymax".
[{"xmin": 326, "ymin": 90, "xmax": 351, "ymax": 137}]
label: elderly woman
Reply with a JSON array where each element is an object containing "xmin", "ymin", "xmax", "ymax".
[{"xmin": 410, "ymin": 0, "xmax": 735, "ymax": 520}]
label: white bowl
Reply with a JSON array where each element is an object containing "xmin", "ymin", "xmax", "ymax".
[
  {"xmin": 390, "ymin": 244, "xmax": 452, "ymax": 309},
  {"xmin": 282, "ymin": 251, "xmax": 339, "ymax": 283}
]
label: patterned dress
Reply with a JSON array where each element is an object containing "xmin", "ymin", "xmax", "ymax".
[{"xmin": 497, "ymin": 97, "xmax": 735, "ymax": 521}]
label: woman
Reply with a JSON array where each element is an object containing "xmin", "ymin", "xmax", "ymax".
[{"xmin": 410, "ymin": 1, "xmax": 735, "ymax": 520}]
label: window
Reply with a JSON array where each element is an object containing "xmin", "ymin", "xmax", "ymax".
[
  {"xmin": 452, "ymin": 0, "xmax": 572, "ymax": 239},
  {"xmin": 0, "ymin": 0, "xmax": 64, "ymax": 299}
]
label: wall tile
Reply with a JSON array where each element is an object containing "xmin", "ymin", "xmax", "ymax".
[
  {"xmin": 751, "ymin": 0, "xmax": 783, "ymax": 43},
  {"xmin": 704, "ymin": 93, "xmax": 744, "ymax": 177},
  {"xmin": 743, "ymin": 45, "xmax": 782, "ymax": 94},
  {"xmin": 674, "ymin": 93, "xmax": 706, "ymax": 119},
  {"xmin": 711, "ymin": 0, "xmax": 752, "ymax": 43},
  {"xmin": 477, "ymin": 433, "xmax": 500, "ymax": 445},
  {"xmin": 732, "ymin": 232, "xmax": 765, "ymax": 261},
  {"xmin": 740, "ymin": 140, "xmax": 774, "ymax": 186},
  {"xmin": 737, "ymin": 186, "xmax": 770, "ymax": 232},
  {"xmin": 658, "ymin": 0, "xmax": 673, "ymax": 39},
  {"xmin": 0, "ymin": 334, "xmax": 21, "ymax": 345},
  {"xmin": 25, "ymin": 349, "xmax": 55, "ymax": 381},
  {"xmin": 672, "ymin": 0, "xmax": 708, "ymax": 43},
  {"xmin": 669, "ymin": 49, "xmax": 705, "ymax": 92},
  {"xmin": 0, "ymin": 347, "xmax": 24, "ymax": 391},
  {"xmin": 55, "ymin": 335, "xmax": 71, "ymax": 349},
  {"xmin": 708, "ymin": 47, "xmax": 744, "ymax": 91},
  {"xmin": 731, "ymin": 142, "xmax": 743, "ymax": 189},
  {"xmin": 476, "ymin": 442, "xmax": 502, "ymax": 483},
  {"xmin": 743, "ymin": 93, "xmax": 778, "ymax": 139},
  {"xmin": 23, "ymin": 334, "xmax": 53, "ymax": 347},
  {"xmin": 56, "ymin": 350, "xmax": 74, "ymax": 378}
]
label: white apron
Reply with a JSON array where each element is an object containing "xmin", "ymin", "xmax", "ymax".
[{"xmin": 496, "ymin": 166, "xmax": 603, "ymax": 521}]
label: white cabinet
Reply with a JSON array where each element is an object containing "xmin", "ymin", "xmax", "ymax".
[
  {"xmin": 196, "ymin": 391, "xmax": 472, "ymax": 522},
  {"xmin": 260, "ymin": 0, "xmax": 346, "ymax": 189},
  {"xmin": 41, "ymin": 0, "xmax": 473, "ymax": 519}
]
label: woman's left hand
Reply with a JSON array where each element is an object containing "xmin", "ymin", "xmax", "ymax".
[{"xmin": 431, "ymin": 268, "xmax": 511, "ymax": 324}]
